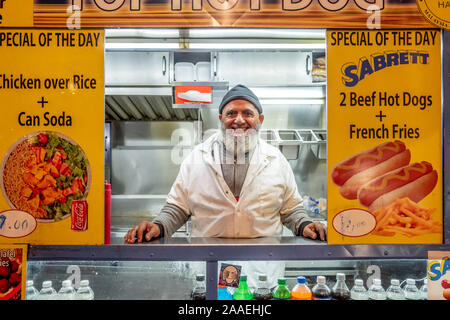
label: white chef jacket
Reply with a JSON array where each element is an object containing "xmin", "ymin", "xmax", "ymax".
[{"xmin": 166, "ymin": 133, "xmax": 305, "ymax": 238}]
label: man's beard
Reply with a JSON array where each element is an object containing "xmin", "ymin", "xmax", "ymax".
[{"xmin": 217, "ymin": 121, "xmax": 261, "ymax": 164}]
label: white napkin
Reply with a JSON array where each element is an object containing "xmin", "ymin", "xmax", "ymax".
[{"xmin": 178, "ymin": 90, "xmax": 212, "ymax": 103}]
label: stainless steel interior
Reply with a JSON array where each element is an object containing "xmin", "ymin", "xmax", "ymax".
[{"xmin": 104, "ymin": 28, "xmax": 328, "ymax": 236}]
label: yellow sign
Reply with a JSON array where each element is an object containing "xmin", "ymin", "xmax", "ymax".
[
  {"xmin": 0, "ymin": 0, "xmax": 33, "ymax": 27},
  {"xmin": 0, "ymin": 245, "xmax": 27, "ymax": 300},
  {"xmin": 327, "ymin": 30, "xmax": 442, "ymax": 244},
  {"xmin": 0, "ymin": 29, "xmax": 104, "ymax": 245},
  {"xmin": 417, "ymin": 0, "xmax": 450, "ymax": 30}
]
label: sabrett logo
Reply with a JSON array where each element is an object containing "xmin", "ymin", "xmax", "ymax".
[
  {"xmin": 428, "ymin": 257, "xmax": 450, "ymax": 281},
  {"xmin": 341, "ymin": 50, "xmax": 429, "ymax": 87}
]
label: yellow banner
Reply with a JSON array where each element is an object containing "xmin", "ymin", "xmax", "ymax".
[
  {"xmin": 0, "ymin": 0, "xmax": 439, "ymax": 29},
  {"xmin": 0, "ymin": 245, "xmax": 27, "ymax": 300},
  {"xmin": 0, "ymin": 29, "xmax": 104, "ymax": 245},
  {"xmin": 31, "ymin": 0, "xmax": 433, "ymax": 29},
  {"xmin": 0, "ymin": 0, "xmax": 33, "ymax": 27},
  {"xmin": 327, "ymin": 29, "xmax": 442, "ymax": 244}
]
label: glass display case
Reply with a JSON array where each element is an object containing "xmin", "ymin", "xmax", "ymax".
[
  {"xmin": 27, "ymin": 260, "xmax": 205, "ymax": 300},
  {"xmin": 26, "ymin": 237, "xmax": 450, "ymax": 300}
]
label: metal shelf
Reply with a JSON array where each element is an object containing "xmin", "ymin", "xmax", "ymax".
[{"xmin": 27, "ymin": 237, "xmax": 450, "ymax": 261}]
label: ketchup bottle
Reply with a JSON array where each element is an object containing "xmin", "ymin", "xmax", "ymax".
[{"xmin": 104, "ymin": 180, "xmax": 111, "ymax": 244}]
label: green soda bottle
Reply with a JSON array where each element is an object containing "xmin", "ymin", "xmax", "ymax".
[
  {"xmin": 272, "ymin": 278, "xmax": 291, "ymax": 300},
  {"xmin": 232, "ymin": 275, "xmax": 253, "ymax": 300}
]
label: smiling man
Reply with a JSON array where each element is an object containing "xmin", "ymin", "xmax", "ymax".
[{"xmin": 125, "ymin": 84, "xmax": 326, "ymax": 243}]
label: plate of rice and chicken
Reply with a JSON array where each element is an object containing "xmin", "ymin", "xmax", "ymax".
[{"xmin": 0, "ymin": 132, "xmax": 91, "ymax": 222}]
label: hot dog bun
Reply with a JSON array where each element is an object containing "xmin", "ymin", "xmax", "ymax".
[
  {"xmin": 339, "ymin": 149, "xmax": 411, "ymax": 199},
  {"xmin": 357, "ymin": 161, "xmax": 438, "ymax": 212},
  {"xmin": 331, "ymin": 141, "xmax": 411, "ymax": 200}
]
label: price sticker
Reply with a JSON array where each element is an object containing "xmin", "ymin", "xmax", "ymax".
[
  {"xmin": 332, "ymin": 209, "xmax": 376, "ymax": 237},
  {"xmin": 0, "ymin": 210, "xmax": 37, "ymax": 238}
]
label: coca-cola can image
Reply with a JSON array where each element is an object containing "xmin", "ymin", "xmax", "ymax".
[{"xmin": 71, "ymin": 200, "xmax": 88, "ymax": 231}]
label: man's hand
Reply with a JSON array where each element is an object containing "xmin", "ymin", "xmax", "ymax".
[
  {"xmin": 124, "ymin": 221, "xmax": 161, "ymax": 244},
  {"xmin": 302, "ymin": 221, "xmax": 327, "ymax": 241}
]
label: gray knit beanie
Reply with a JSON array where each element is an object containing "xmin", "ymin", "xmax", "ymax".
[{"xmin": 218, "ymin": 84, "xmax": 263, "ymax": 114}]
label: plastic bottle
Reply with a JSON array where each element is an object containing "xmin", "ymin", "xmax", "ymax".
[
  {"xmin": 331, "ymin": 273, "xmax": 350, "ymax": 300},
  {"xmin": 75, "ymin": 280, "xmax": 95, "ymax": 300},
  {"xmin": 57, "ymin": 280, "xmax": 76, "ymax": 300},
  {"xmin": 272, "ymin": 278, "xmax": 291, "ymax": 300},
  {"xmin": 232, "ymin": 275, "xmax": 253, "ymax": 300},
  {"xmin": 191, "ymin": 274, "xmax": 206, "ymax": 300},
  {"xmin": 25, "ymin": 280, "xmax": 39, "ymax": 300},
  {"xmin": 37, "ymin": 280, "xmax": 57, "ymax": 300},
  {"xmin": 311, "ymin": 276, "xmax": 331, "ymax": 300},
  {"xmin": 317, "ymin": 198, "xmax": 327, "ymax": 211},
  {"xmin": 350, "ymin": 279, "xmax": 368, "ymax": 300},
  {"xmin": 403, "ymin": 278, "xmax": 420, "ymax": 300},
  {"xmin": 386, "ymin": 279, "xmax": 405, "ymax": 300},
  {"xmin": 419, "ymin": 281, "xmax": 428, "ymax": 300},
  {"xmin": 368, "ymin": 279, "xmax": 386, "ymax": 300},
  {"xmin": 303, "ymin": 196, "xmax": 320, "ymax": 215},
  {"xmin": 253, "ymin": 274, "xmax": 272, "ymax": 300},
  {"xmin": 104, "ymin": 180, "xmax": 111, "ymax": 244},
  {"xmin": 291, "ymin": 276, "xmax": 312, "ymax": 300}
]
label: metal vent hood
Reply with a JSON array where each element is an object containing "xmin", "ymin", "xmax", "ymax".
[
  {"xmin": 105, "ymin": 95, "xmax": 199, "ymax": 121},
  {"xmin": 104, "ymin": 28, "xmax": 326, "ymax": 121}
]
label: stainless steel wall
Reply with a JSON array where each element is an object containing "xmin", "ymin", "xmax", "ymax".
[{"xmin": 110, "ymin": 120, "xmax": 198, "ymax": 231}]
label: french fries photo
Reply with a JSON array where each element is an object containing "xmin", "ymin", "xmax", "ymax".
[{"xmin": 371, "ymin": 197, "xmax": 442, "ymax": 237}]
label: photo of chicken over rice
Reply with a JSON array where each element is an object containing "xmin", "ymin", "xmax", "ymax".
[{"xmin": 1, "ymin": 132, "xmax": 90, "ymax": 221}]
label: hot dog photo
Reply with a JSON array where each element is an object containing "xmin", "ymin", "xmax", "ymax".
[{"xmin": 330, "ymin": 140, "xmax": 442, "ymax": 239}]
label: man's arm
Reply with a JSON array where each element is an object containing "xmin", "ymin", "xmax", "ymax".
[
  {"xmin": 280, "ymin": 206, "xmax": 313, "ymax": 236},
  {"xmin": 124, "ymin": 203, "xmax": 189, "ymax": 243},
  {"xmin": 152, "ymin": 203, "xmax": 190, "ymax": 238},
  {"xmin": 281, "ymin": 206, "xmax": 327, "ymax": 240}
]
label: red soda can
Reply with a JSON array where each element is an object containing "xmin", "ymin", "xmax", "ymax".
[{"xmin": 71, "ymin": 200, "xmax": 88, "ymax": 231}]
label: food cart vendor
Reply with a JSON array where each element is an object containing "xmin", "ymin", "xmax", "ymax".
[{"xmin": 125, "ymin": 84, "xmax": 327, "ymax": 243}]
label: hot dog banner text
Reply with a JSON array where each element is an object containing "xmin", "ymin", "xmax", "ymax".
[
  {"xmin": 327, "ymin": 30, "xmax": 442, "ymax": 244},
  {"xmin": 0, "ymin": 0, "xmax": 445, "ymax": 29},
  {"xmin": 0, "ymin": 29, "xmax": 104, "ymax": 245}
]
